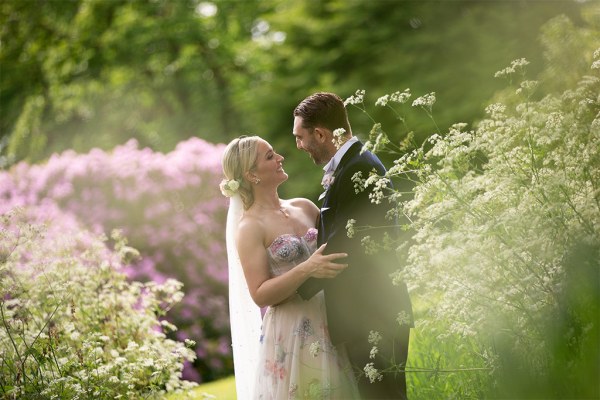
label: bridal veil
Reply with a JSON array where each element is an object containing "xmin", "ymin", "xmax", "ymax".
[{"xmin": 226, "ymin": 194, "xmax": 262, "ymax": 397}]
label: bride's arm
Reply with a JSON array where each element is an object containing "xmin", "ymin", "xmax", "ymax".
[{"xmin": 236, "ymin": 220, "xmax": 347, "ymax": 308}]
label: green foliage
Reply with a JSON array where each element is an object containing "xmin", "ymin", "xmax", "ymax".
[
  {"xmin": 247, "ymin": 0, "xmax": 585, "ymax": 200},
  {"xmin": 1, "ymin": 0, "xmax": 586, "ymax": 201},
  {"xmin": 348, "ymin": 11, "xmax": 599, "ymax": 399},
  {"xmin": 0, "ymin": 0, "xmax": 268, "ymax": 163},
  {"xmin": 167, "ymin": 375, "xmax": 236, "ymax": 400},
  {"xmin": 0, "ymin": 207, "xmax": 197, "ymax": 398},
  {"xmin": 406, "ymin": 326, "xmax": 490, "ymax": 400}
]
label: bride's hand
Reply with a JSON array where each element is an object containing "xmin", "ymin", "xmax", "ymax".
[{"xmin": 304, "ymin": 244, "xmax": 348, "ymax": 279}]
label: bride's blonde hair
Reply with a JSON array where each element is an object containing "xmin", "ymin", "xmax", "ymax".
[{"xmin": 221, "ymin": 135, "xmax": 260, "ymax": 210}]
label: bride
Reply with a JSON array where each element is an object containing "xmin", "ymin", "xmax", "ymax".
[{"xmin": 221, "ymin": 135, "xmax": 359, "ymax": 399}]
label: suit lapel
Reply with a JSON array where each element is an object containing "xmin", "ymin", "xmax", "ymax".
[
  {"xmin": 335, "ymin": 140, "xmax": 363, "ymax": 175},
  {"xmin": 321, "ymin": 141, "xmax": 362, "ymax": 203},
  {"xmin": 318, "ymin": 141, "xmax": 363, "ymax": 246}
]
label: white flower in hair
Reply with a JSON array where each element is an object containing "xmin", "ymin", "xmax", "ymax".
[{"xmin": 219, "ymin": 178, "xmax": 240, "ymax": 197}]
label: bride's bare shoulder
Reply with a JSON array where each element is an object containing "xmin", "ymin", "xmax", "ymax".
[
  {"xmin": 288, "ymin": 197, "xmax": 317, "ymax": 209},
  {"xmin": 286, "ymin": 198, "xmax": 318, "ymax": 219},
  {"xmin": 287, "ymin": 197, "xmax": 317, "ymax": 209},
  {"xmin": 238, "ymin": 212, "xmax": 264, "ymax": 235}
]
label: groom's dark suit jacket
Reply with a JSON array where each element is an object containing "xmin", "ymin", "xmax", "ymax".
[{"xmin": 298, "ymin": 140, "xmax": 413, "ymax": 345}]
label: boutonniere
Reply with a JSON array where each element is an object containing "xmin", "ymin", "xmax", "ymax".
[{"xmin": 321, "ymin": 172, "xmax": 335, "ymax": 190}]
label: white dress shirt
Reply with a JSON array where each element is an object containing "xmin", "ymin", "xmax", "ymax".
[
  {"xmin": 319, "ymin": 137, "xmax": 359, "ymax": 200},
  {"xmin": 322, "ymin": 136, "xmax": 359, "ymax": 175}
]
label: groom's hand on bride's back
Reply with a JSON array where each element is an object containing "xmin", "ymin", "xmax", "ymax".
[{"xmin": 304, "ymin": 243, "xmax": 348, "ymax": 279}]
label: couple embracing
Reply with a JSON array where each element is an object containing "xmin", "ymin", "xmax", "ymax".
[{"xmin": 221, "ymin": 92, "xmax": 414, "ymax": 399}]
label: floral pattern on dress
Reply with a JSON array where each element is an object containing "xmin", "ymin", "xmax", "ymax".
[
  {"xmin": 294, "ymin": 317, "xmax": 314, "ymax": 348},
  {"xmin": 265, "ymin": 358, "xmax": 287, "ymax": 380},
  {"xmin": 304, "ymin": 227, "xmax": 318, "ymax": 243},
  {"xmin": 254, "ymin": 228, "xmax": 359, "ymax": 400},
  {"xmin": 269, "ymin": 234, "xmax": 304, "ymax": 261}
]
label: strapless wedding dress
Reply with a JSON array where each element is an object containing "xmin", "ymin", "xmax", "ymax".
[{"xmin": 253, "ymin": 228, "xmax": 359, "ymax": 399}]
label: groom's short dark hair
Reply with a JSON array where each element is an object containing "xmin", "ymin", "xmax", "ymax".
[{"xmin": 294, "ymin": 92, "xmax": 352, "ymax": 135}]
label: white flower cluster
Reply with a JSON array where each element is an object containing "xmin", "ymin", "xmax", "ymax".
[
  {"xmin": 361, "ymin": 140, "xmax": 374, "ymax": 154},
  {"xmin": 351, "ymin": 171, "xmax": 366, "ymax": 193},
  {"xmin": 363, "ymin": 362, "xmax": 383, "ymax": 383},
  {"xmin": 352, "ymin": 168, "xmax": 390, "ymax": 205},
  {"xmin": 344, "ymin": 89, "xmax": 366, "ymax": 106},
  {"xmin": 369, "ymin": 346, "xmax": 379, "ymax": 359},
  {"xmin": 516, "ymin": 79, "xmax": 539, "ymax": 95},
  {"xmin": 396, "ymin": 311, "xmax": 412, "ymax": 327},
  {"xmin": 342, "ymin": 21, "xmax": 598, "ymax": 397},
  {"xmin": 592, "ymin": 47, "xmax": 600, "ymax": 69},
  {"xmin": 390, "ymin": 88, "xmax": 412, "ymax": 104},
  {"xmin": 411, "ymin": 92, "xmax": 436, "ymax": 109},
  {"xmin": 368, "ymin": 330, "xmax": 382, "ymax": 345},
  {"xmin": 332, "ymin": 128, "xmax": 346, "ymax": 149},
  {"xmin": 219, "ymin": 178, "xmax": 240, "ymax": 197},
  {"xmin": 494, "ymin": 57, "xmax": 530, "ymax": 78},
  {"xmin": 0, "ymin": 209, "xmax": 197, "ymax": 399},
  {"xmin": 400, "ymin": 48, "xmax": 600, "ymax": 377},
  {"xmin": 360, "ymin": 235, "xmax": 378, "ymax": 255},
  {"xmin": 485, "ymin": 103, "xmax": 507, "ymax": 119},
  {"xmin": 375, "ymin": 95, "xmax": 389, "ymax": 107},
  {"xmin": 345, "ymin": 218, "xmax": 356, "ymax": 238},
  {"xmin": 362, "ymin": 123, "xmax": 390, "ymax": 156},
  {"xmin": 375, "ymin": 89, "xmax": 412, "ymax": 107},
  {"xmin": 367, "ymin": 175, "xmax": 390, "ymax": 205}
]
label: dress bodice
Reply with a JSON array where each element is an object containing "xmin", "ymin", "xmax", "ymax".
[
  {"xmin": 257, "ymin": 226, "xmax": 359, "ymax": 398},
  {"xmin": 266, "ymin": 228, "xmax": 317, "ymax": 276}
]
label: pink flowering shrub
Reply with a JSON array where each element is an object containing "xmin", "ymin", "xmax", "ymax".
[{"xmin": 0, "ymin": 138, "xmax": 230, "ymax": 381}]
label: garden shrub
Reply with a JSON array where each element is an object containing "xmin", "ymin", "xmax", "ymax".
[
  {"xmin": 0, "ymin": 137, "xmax": 230, "ymax": 381},
  {"xmin": 0, "ymin": 206, "xmax": 197, "ymax": 399},
  {"xmin": 347, "ymin": 14, "xmax": 599, "ymax": 399}
]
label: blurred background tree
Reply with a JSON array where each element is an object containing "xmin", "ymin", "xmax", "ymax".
[
  {"xmin": 244, "ymin": 0, "xmax": 586, "ymax": 197},
  {"xmin": 1, "ymin": 0, "xmax": 270, "ymax": 162},
  {"xmin": 1, "ymin": 0, "xmax": 587, "ymax": 198}
]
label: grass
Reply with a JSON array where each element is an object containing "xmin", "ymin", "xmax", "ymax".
[
  {"xmin": 405, "ymin": 325, "xmax": 490, "ymax": 400},
  {"xmin": 167, "ymin": 301, "xmax": 491, "ymax": 400},
  {"xmin": 166, "ymin": 375, "xmax": 237, "ymax": 399},
  {"xmin": 165, "ymin": 329, "xmax": 489, "ymax": 400}
]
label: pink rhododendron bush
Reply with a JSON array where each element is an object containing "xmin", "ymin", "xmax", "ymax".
[
  {"xmin": 0, "ymin": 207, "xmax": 197, "ymax": 398},
  {"xmin": 0, "ymin": 137, "xmax": 229, "ymax": 381}
]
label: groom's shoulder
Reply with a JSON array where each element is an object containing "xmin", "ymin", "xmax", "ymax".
[{"xmin": 347, "ymin": 147, "xmax": 384, "ymax": 170}]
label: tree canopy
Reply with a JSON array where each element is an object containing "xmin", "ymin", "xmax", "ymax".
[{"xmin": 0, "ymin": 0, "xmax": 589, "ymax": 196}]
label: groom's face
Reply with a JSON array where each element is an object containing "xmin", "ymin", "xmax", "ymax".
[{"xmin": 293, "ymin": 116, "xmax": 330, "ymax": 166}]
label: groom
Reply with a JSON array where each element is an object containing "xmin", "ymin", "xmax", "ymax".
[{"xmin": 293, "ymin": 92, "xmax": 413, "ymax": 399}]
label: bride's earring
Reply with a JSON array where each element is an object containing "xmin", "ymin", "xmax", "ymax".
[{"xmin": 254, "ymin": 178, "xmax": 261, "ymax": 184}]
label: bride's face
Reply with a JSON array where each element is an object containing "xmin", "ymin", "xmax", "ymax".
[{"xmin": 252, "ymin": 139, "xmax": 288, "ymax": 186}]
